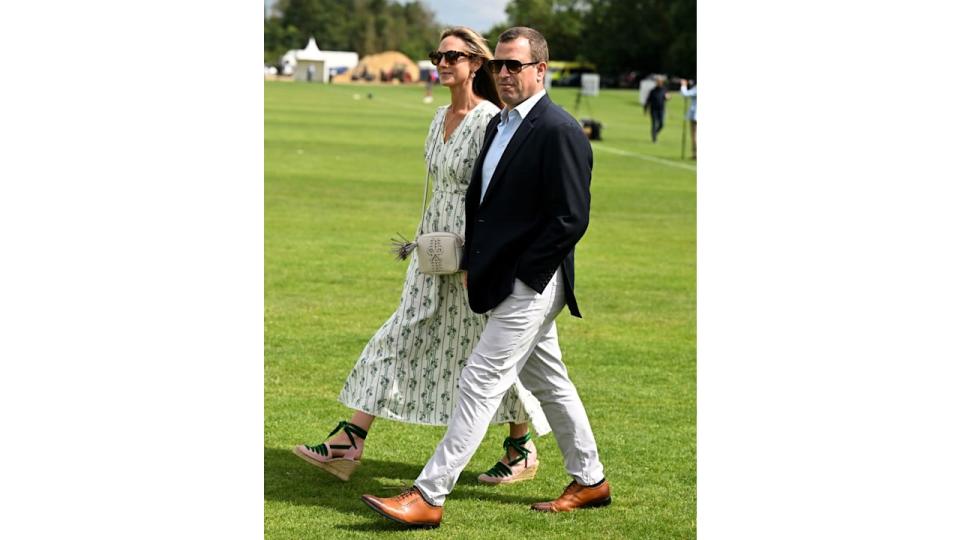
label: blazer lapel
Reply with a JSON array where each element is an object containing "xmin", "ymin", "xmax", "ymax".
[
  {"xmin": 480, "ymin": 95, "xmax": 550, "ymax": 207},
  {"xmin": 481, "ymin": 113, "xmax": 499, "ymax": 150},
  {"xmin": 471, "ymin": 115, "xmax": 500, "ymax": 188}
]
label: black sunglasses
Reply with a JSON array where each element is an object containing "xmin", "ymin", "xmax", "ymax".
[
  {"xmin": 487, "ymin": 59, "xmax": 539, "ymax": 74},
  {"xmin": 428, "ymin": 50, "xmax": 473, "ymax": 66}
]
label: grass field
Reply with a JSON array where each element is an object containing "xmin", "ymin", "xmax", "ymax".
[{"xmin": 265, "ymin": 80, "xmax": 696, "ymax": 538}]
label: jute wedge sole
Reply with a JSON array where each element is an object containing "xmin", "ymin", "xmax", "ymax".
[
  {"xmin": 293, "ymin": 446, "xmax": 360, "ymax": 481},
  {"xmin": 478, "ymin": 460, "xmax": 539, "ymax": 485}
]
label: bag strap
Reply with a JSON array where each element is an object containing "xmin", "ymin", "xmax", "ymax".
[
  {"xmin": 391, "ymin": 111, "xmax": 439, "ymax": 261},
  {"xmin": 416, "ymin": 166, "xmax": 431, "ymax": 237},
  {"xmin": 416, "ymin": 112, "xmax": 444, "ymax": 236}
]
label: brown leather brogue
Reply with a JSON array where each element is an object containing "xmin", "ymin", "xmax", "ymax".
[
  {"xmin": 360, "ymin": 486, "xmax": 443, "ymax": 528},
  {"xmin": 531, "ymin": 479, "xmax": 612, "ymax": 512}
]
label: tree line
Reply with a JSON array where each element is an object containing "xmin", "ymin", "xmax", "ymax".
[
  {"xmin": 265, "ymin": 0, "xmax": 696, "ymax": 80},
  {"xmin": 264, "ymin": 0, "xmax": 439, "ymax": 67}
]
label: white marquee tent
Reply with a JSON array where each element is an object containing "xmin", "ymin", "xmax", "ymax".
[{"xmin": 283, "ymin": 37, "xmax": 359, "ymax": 83}]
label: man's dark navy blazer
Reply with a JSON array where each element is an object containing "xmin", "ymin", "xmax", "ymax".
[{"xmin": 460, "ymin": 94, "xmax": 592, "ymax": 317}]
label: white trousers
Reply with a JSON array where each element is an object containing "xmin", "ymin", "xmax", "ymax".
[{"xmin": 414, "ymin": 270, "xmax": 605, "ymax": 505}]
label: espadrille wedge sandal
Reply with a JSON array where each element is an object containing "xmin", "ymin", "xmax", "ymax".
[
  {"xmin": 477, "ymin": 432, "xmax": 539, "ymax": 485},
  {"xmin": 293, "ymin": 421, "xmax": 368, "ymax": 481}
]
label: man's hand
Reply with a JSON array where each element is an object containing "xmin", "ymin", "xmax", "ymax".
[{"xmin": 461, "ymin": 271, "xmax": 468, "ymax": 289}]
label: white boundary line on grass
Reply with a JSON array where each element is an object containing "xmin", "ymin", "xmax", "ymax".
[
  {"xmin": 364, "ymin": 95, "xmax": 437, "ymax": 115},
  {"xmin": 591, "ymin": 143, "xmax": 698, "ymax": 172},
  {"xmin": 364, "ymin": 95, "xmax": 697, "ymax": 173}
]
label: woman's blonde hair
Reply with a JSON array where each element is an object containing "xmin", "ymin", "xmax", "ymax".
[{"xmin": 440, "ymin": 26, "xmax": 502, "ymax": 107}]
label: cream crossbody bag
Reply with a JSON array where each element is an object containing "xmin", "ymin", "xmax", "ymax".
[{"xmin": 391, "ymin": 168, "xmax": 464, "ymax": 275}]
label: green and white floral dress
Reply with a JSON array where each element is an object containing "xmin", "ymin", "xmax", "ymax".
[{"xmin": 339, "ymin": 101, "xmax": 549, "ymax": 435}]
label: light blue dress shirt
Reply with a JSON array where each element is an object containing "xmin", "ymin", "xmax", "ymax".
[
  {"xmin": 680, "ymin": 83, "xmax": 697, "ymax": 122},
  {"xmin": 480, "ymin": 89, "xmax": 547, "ymax": 202}
]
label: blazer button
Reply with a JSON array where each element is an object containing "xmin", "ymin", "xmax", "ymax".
[
  {"xmin": 473, "ymin": 250, "xmax": 480, "ymax": 254},
  {"xmin": 478, "ymin": 218, "xmax": 486, "ymax": 223}
]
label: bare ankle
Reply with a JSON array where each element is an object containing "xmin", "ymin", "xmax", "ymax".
[{"xmin": 328, "ymin": 432, "xmax": 363, "ymax": 448}]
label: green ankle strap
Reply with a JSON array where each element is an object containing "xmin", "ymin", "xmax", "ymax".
[
  {"xmin": 503, "ymin": 432, "xmax": 532, "ymax": 466},
  {"xmin": 306, "ymin": 420, "xmax": 368, "ymax": 456},
  {"xmin": 482, "ymin": 433, "xmax": 534, "ymax": 478}
]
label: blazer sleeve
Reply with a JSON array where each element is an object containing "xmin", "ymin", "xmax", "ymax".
[{"xmin": 516, "ymin": 119, "xmax": 592, "ymax": 289}]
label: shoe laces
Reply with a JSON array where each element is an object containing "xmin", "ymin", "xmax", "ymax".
[{"xmin": 395, "ymin": 486, "xmax": 421, "ymax": 503}]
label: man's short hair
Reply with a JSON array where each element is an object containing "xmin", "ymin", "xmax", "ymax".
[{"xmin": 497, "ymin": 26, "xmax": 549, "ymax": 63}]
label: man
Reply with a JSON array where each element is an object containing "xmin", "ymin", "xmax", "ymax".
[
  {"xmin": 644, "ymin": 76, "xmax": 669, "ymax": 142},
  {"xmin": 360, "ymin": 27, "xmax": 610, "ymax": 528},
  {"xmin": 680, "ymin": 78, "xmax": 697, "ymax": 159}
]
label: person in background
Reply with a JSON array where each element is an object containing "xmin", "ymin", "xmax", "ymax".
[
  {"xmin": 423, "ymin": 67, "xmax": 436, "ymax": 103},
  {"xmin": 680, "ymin": 79, "xmax": 697, "ymax": 159},
  {"xmin": 293, "ymin": 26, "xmax": 550, "ymax": 487},
  {"xmin": 644, "ymin": 76, "xmax": 669, "ymax": 142}
]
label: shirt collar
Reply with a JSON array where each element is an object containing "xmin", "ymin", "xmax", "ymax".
[{"xmin": 500, "ymin": 89, "xmax": 547, "ymax": 124}]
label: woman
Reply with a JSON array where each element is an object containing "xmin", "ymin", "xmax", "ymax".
[{"xmin": 294, "ymin": 27, "xmax": 549, "ymax": 485}]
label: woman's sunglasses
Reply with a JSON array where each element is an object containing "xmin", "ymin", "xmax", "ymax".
[
  {"xmin": 428, "ymin": 50, "xmax": 473, "ymax": 66},
  {"xmin": 487, "ymin": 59, "xmax": 539, "ymax": 74}
]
